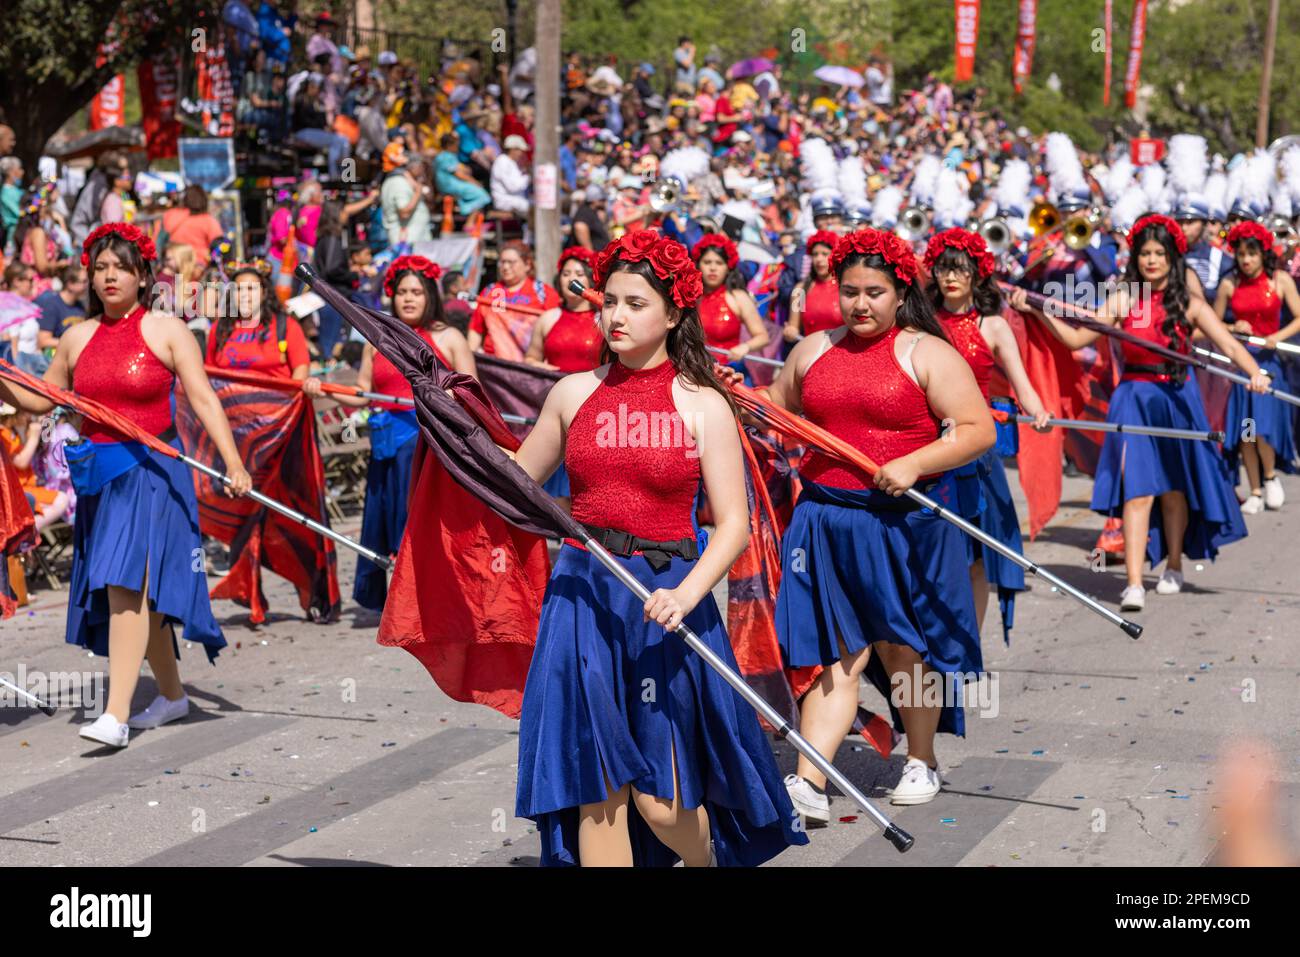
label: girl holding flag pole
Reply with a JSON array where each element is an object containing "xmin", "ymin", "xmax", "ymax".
[
  {"xmin": 0, "ymin": 223, "xmax": 252, "ymax": 749},
  {"xmin": 303, "ymin": 255, "xmax": 474, "ymax": 611},
  {"xmin": 1010, "ymin": 214, "xmax": 1266, "ymax": 611},
  {"xmin": 509, "ymin": 230, "xmax": 807, "ymax": 866},
  {"xmin": 737, "ymin": 227, "xmax": 995, "ymax": 818},
  {"xmin": 923, "ymin": 227, "xmax": 1053, "ymax": 643}
]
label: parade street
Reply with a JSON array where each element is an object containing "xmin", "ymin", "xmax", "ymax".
[{"xmin": 2, "ymin": 468, "xmax": 1297, "ymax": 868}]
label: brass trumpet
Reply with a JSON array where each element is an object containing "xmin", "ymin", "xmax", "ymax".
[
  {"xmin": 649, "ymin": 175, "xmax": 686, "ymax": 214},
  {"xmin": 1029, "ymin": 200, "xmax": 1098, "ymax": 250},
  {"xmin": 977, "ymin": 217, "xmax": 1013, "ymax": 254},
  {"xmin": 1266, "ymin": 214, "xmax": 1298, "ymax": 251}
]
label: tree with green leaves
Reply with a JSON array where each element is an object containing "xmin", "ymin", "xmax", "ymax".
[{"xmin": 0, "ymin": 0, "xmax": 218, "ymax": 169}]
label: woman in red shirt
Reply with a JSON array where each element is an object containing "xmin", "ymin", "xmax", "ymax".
[
  {"xmin": 207, "ymin": 261, "xmax": 312, "ymax": 378},
  {"xmin": 691, "ymin": 233, "xmax": 768, "ymax": 379},
  {"xmin": 468, "ymin": 241, "xmax": 560, "ymax": 360},
  {"xmin": 304, "ymin": 255, "xmax": 474, "ymax": 610},
  {"xmin": 782, "ymin": 230, "xmax": 842, "ymax": 343}
]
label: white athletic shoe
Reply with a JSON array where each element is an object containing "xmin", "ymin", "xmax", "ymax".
[
  {"xmin": 1264, "ymin": 477, "xmax": 1285, "ymax": 510},
  {"xmin": 784, "ymin": 773, "xmax": 830, "ymax": 827},
  {"xmin": 79, "ymin": 713, "xmax": 129, "ymax": 749},
  {"xmin": 707, "ymin": 841, "xmax": 717, "ymax": 867},
  {"xmin": 1241, "ymin": 494, "xmax": 1265, "ymax": 515},
  {"xmin": 889, "ymin": 757, "xmax": 942, "ymax": 806},
  {"xmin": 127, "ymin": 694, "xmax": 191, "ymax": 730},
  {"xmin": 1120, "ymin": 585, "xmax": 1146, "ymax": 611},
  {"xmin": 1155, "ymin": 569, "xmax": 1184, "ymax": 595}
]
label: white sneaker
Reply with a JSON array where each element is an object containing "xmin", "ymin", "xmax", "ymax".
[
  {"xmin": 1264, "ymin": 477, "xmax": 1285, "ymax": 510},
  {"xmin": 1120, "ymin": 585, "xmax": 1146, "ymax": 611},
  {"xmin": 707, "ymin": 841, "xmax": 717, "ymax": 867},
  {"xmin": 889, "ymin": 757, "xmax": 942, "ymax": 805},
  {"xmin": 127, "ymin": 693, "xmax": 191, "ymax": 730},
  {"xmin": 1155, "ymin": 569, "xmax": 1184, "ymax": 595},
  {"xmin": 1241, "ymin": 494, "xmax": 1265, "ymax": 515},
  {"xmin": 784, "ymin": 773, "xmax": 830, "ymax": 827},
  {"xmin": 79, "ymin": 713, "xmax": 129, "ymax": 748}
]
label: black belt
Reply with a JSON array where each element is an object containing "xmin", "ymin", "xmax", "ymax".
[
  {"xmin": 579, "ymin": 522, "xmax": 699, "ymax": 571},
  {"xmin": 1125, "ymin": 362, "xmax": 1189, "ymax": 383}
]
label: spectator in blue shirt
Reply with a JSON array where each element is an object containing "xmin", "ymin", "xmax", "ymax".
[
  {"xmin": 258, "ymin": 1, "xmax": 293, "ymax": 66},
  {"xmin": 558, "ymin": 125, "xmax": 581, "ymax": 193}
]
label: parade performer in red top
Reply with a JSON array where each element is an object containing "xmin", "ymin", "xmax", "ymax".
[
  {"xmin": 762, "ymin": 227, "xmax": 996, "ymax": 818},
  {"xmin": 510, "ymin": 230, "xmax": 807, "ymax": 866},
  {"xmin": 1212, "ymin": 221, "xmax": 1300, "ymax": 513},
  {"xmin": 692, "ymin": 232, "xmax": 769, "ymax": 379},
  {"xmin": 0, "ymin": 223, "xmax": 251, "ymax": 749},
  {"xmin": 782, "ymin": 230, "xmax": 843, "ymax": 343},
  {"xmin": 1016, "ymin": 215, "xmax": 1266, "ymax": 611},
  {"xmin": 304, "ymin": 255, "xmax": 474, "ymax": 610},
  {"xmin": 924, "ymin": 227, "xmax": 1052, "ymax": 643}
]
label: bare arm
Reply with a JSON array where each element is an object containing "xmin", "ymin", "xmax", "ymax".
[
  {"xmin": 765, "ymin": 330, "xmax": 827, "ymax": 414},
  {"xmin": 524, "ymin": 308, "xmax": 559, "ymax": 369},
  {"xmin": 1008, "ymin": 285, "xmax": 1111, "ymax": 350},
  {"xmin": 873, "ymin": 334, "xmax": 995, "ymax": 495},
  {"xmin": 982, "ymin": 313, "xmax": 1051, "ymax": 427},
  {"xmin": 726, "ymin": 289, "xmax": 769, "ymax": 360},
  {"xmin": 435, "ymin": 326, "xmax": 477, "ymax": 377},
  {"xmin": 513, "ymin": 371, "xmax": 588, "ymax": 485},
  {"xmin": 1212, "ymin": 277, "xmax": 1234, "ymax": 322},
  {"xmin": 163, "ymin": 316, "xmax": 251, "ymax": 494},
  {"xmin": 306, "ymin": 344, "xmax": 373, "ymax": 405},
  {"xmin": 1189, "ymin": 297, "xmax": 1268, "ymax": 391},
  {"xmin": 1264, "ymin": 272, "xmax": 1300, "ymax": 347}
]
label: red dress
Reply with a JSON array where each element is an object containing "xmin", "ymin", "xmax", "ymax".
[
  {"xmin": 698, "ymin": 286, "xmax": 742, "ymax": 351},
  {"xmin": 543, "ymin": 308, "xmax": 604, "ymax": 373},
  {"xmin": 370, "ymin": 329, "xmax": 449, "ymax": 410},
  {"xmin": 74, "ymin": 305, "xmax": 175, "ymax": 443},
  {"xmin": 799, "ymin": 325, "xmax": 942, "ymax": 489},
  {"xmin": 800, "ymin": 278, "xmax": 842, "ymax": 335},
  {"xmin": 1230, "ymin": 271, "xmax": 1282, "ymax": 337},
  {"xmin": 936, "ymin": 307, "xmax": 994, "ymax": 401},
  {"xmin": 565, "ymin": 360, "xmax": 700, "ymax": 540}
]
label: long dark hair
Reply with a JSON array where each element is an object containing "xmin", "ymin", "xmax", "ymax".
[
  {"xmin": 389, "ymin": 269, "xmax": 448, "ymax": 330},
  {"xmin": 799, "ymin": 239, "xmax": 836, "ymax": 302},
  {"xmin": 553, "ymin": 258, "xmax": 594, "ymax": 305},
  {"xmin": 598, "ymin": 258, "xmax": 734, "ymax": 410},
  {"xmin": 85, "ymin": 234, "xmax": 155, "ymax": 318},
  {"xmin": 834, "ymin": 250, "xmax": 949, "ymax": 341},
  {"xmin": 1124, "ymin": 222, "xmax": 1190, "ymax": 347},
  {"xmin": 317, "ymin": 199, "xmax": 344, "ymax": 238},
  {"xmin": 212, "ymin": 268, "xmax": 281, "ymax": 356},
  {"xmin": 924, "ymin": 245, "xmax": 1002, "ymax": 316},
  {"xmin": 1231, "ymin": 235, "xmax": 1279, "ymax": 279}
]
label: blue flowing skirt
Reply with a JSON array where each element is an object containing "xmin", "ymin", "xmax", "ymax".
[
  {"xmin": 954, "ymin": 450, "xmax": 1025, "ymax": 645},
  {"xmin": 516, "ymin": 544, "xmax": 810, "ymax": 867},
  {"xmin": 1091, "ymin": 377, "xmax": 1247, "ymax": 567},
  {"xmin": 353, "ymin": 432, "xmax": 417, "ymax": 611},
  {"xmin": 66, "ymin": 441, "xmax": 225, "ymax": 663},
  {"xmin": 775, "ymin": 481, "xmax": 983, "ymax": 738},
  {"xmin": 1222, "ymin": 348, "xmax": 1297, "ymax": 476}
]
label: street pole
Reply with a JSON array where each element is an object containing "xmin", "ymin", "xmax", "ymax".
[
  {"xmin": 1256, "ymin": 0, "xmax": 1280, "ymax": 148},
  {"xmin": 533, "ymin": 0, "xmax": 561, "ymax": 282}
]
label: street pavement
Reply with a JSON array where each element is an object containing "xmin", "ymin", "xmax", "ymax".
[{"xmin": 2, "ymin": 466, "xmax": 1297, "ymax": 867}]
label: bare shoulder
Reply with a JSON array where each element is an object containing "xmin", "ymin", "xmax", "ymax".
[
  {"xmin": 550, "ymin": 366, "xmax": 605, "ymax": 424},
  {"xmin": 141, "ymin": 310, "xmax": 191, "ymax": 340},
  {"xmin": 789, "ymin": 328, "xmax": 836, "ymax": 375}
]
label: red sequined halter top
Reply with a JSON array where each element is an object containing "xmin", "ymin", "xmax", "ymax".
[
  {"xmin": 1230, "ymin": 270, "xmax": 1282, "ymax": 338},
  {"xmin": 936, "ymin": 307, "xmax": 994, "ymax": 401},
  {"xmin": 698, "ymin": 285, "xmax": 742, "ymax": 350},
  {"xmin": 74, "ymin": 305, "xmax": 175, "ymax": 444},
  {"xmin": 799, "ymin": 325, "xmax": 943, "ymax": 490},
  {"xmin": 566, "ymin": 359, "xmax": 701, "ymax": 540},
  {"xmin": 543, "ymin": 307, "xmax": 604, "ymax": 373}
]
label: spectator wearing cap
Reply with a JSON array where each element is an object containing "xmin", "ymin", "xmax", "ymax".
[
  {"xmin": 572, "ymin": 184, "xmax": 609, "ymax": 250},
  {"xmin": 491, "ymin": 135, "xmax": 532, "ymax": 217},
  {"xmin": 698, "ymin": 49, "xmax": 725, "ymax": 92},
  {"xmin": 633, "ymin": 63, "xmax": 656, "ymax": 101},
  {"xmin": 307, "ymin": 11, "xmax": 346, "ymax": 78},
  {"xmin": 435, "ymin": 132, "xmax": 491, "ymax": 217},
  {"xmin": 1178, "ymin": 195, "xmax": 1231, "ymax": 303},
  {"xmin": 257, "ymin": 1, "xmax": 294, "ymax": 67}
]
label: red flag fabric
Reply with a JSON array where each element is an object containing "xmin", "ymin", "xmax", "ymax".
[
  {"xmin": 89, "ymin": 74, "xmax": 125, "ymax": 130},
  {"xmin": 195, "ymin": 44, "xmax": 236, "ymax": 137},
  {"xmin": 175, "ymin": 374, "xmax": 340, "ymax": 623},
  {"xmin": 954, "ymin": 0, "xmax": 982, "ymax": 82},
  {"xmin": 1124, "ymin": 0, "xmax": 1149, "ymax": 110},
  {"xmin": 1012, "ymin": 0, "xmax": 1038, "ymax": 94},
  {"xmin": 1, "ymin": 441, "xmax": 37, "ymax": 620},
  {"xmin": 139, "ymin": 53, "xmax": 181, "ymax": 161},
  {"xmin": 1103, "ymin": 0, "xmax": 1114, "ymax": 106},
  {"xmin": 376, "ymin": 438, "xmax": 549, "ymax": 718},
  {"xmin": 1013, "ymin": 309, "xmax": 1089, "ymax": 538}
]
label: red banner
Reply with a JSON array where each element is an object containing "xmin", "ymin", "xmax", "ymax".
[
  {"xmin": 954, "ymin": 0, "xmax": 981, "ymax": 83},
  {"xmin": 1130, "ymin": 137, "xmax": 1167, "ymax": 166},
  {"xmin": 1124, "ymin": 0, "xmax": 1148, "ymax": 109},
  {"xmin": 89, "ymin": 74, "xmax": 126, "ymax": 130},
  {"xmin": 138, "ymin": 54, "xmax": 181, "ymax": 161},
  {"xmin": 1103, "ymin": 0, "xmax": 1113, "ymax": 105},
  {"xmin": 1012, "ymin": 0, "xmax": 1037, "ymax": 94},
  {"xmin": 195, "ymin": 44, "xmax": 236, "ymax": 137}
]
